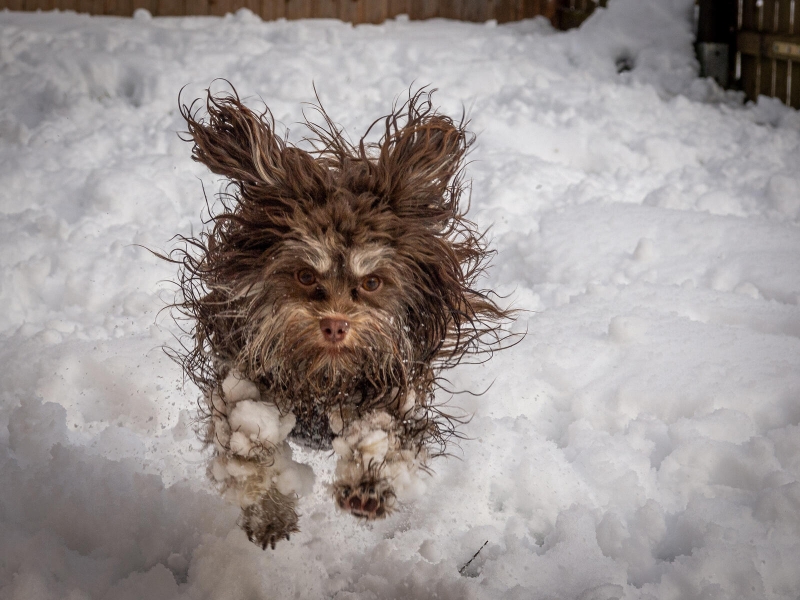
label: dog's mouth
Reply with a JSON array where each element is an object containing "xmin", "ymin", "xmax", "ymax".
[
  {"xmin": 301, "ymin": 339, "xmax": 360, "ymax": 370},
  {"xmin": 320, "ymin": 344, "xmax": 351, "ymax": 357}
]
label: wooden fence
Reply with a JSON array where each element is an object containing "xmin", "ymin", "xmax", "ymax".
[
  {"xmin": 698, "ymin": 0, "xmax": 800, "ymax": 108},
  {"xmin": 0, "ymin": 0, "xmax": 603, "ymax": 28},
  {"xmin": 737, "ymin": 0, "xmax": 800, "ymax": 108}
]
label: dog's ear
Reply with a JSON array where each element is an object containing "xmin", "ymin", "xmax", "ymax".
[
  {"xmin": 181, "ymin": 89, "xmax": 325, "ymax": 203},
  {"xmin": 375, "ymin": 92, "xmax": 470, "ymax": 219}
]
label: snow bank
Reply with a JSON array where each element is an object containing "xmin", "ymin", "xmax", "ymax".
[{"xmin": 1, "ymin": 2, "xmax": 799, "ymax": 599}]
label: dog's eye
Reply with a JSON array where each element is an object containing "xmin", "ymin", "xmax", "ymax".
[
  {"xmin": 296, "ymin": 269, "xmax": 316, "ymax": 286},
  {"xmin": 361, "ymin": 275, "xmax": 382, "ymax": 292}
]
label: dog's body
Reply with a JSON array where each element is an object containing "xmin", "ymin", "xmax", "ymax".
[{"xmin": 172, "ymin": 87, "xmax": 510, "ymax": 549}]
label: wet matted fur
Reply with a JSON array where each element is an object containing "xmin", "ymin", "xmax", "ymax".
[{"xmin": 167, "ymin": 84, "xmax": 513, "ymax": 550}]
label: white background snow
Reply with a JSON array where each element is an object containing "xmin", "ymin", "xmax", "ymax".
[{"xmin": 1, "ymin": 1, "xmax": 800, "ymax": 598}]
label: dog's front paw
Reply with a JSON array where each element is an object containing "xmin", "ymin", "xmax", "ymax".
[
  {"xmin": 239, "ymin": 487, "xmax": 299, "ymax": 550},
  {"xmin": 334, "ymin": 476, "xmax": 395, "ymax": 520}
]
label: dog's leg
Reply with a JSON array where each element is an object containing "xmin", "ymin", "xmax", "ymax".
[
  {"xmin": 205, "ymin": 372, "xmax": 314, "ymax": 549},
  {"xmin": 329, "ymin": 392, "xmax": 429, "ymax": 520}
]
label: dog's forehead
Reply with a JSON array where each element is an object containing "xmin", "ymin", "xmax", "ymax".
[
  {"xmin": 285, "ymin": 233, "xmax": 393, "ymax": 276},
  {"xmin": 347, "ymin": 244, "xmax": 393, "ymax": 277}
]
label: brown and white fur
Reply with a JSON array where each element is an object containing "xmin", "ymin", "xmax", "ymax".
[{"xmin": 168, "ymin": 85, "xmax": 512, "ymax": 550}]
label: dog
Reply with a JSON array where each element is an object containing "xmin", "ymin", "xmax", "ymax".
[{"xmin": 170, "ymin": 85, "xmax": 512, "ymax": 550}]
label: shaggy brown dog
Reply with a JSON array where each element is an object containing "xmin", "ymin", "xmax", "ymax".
[{"xmin": 170, "ymin": 85, "xmax": 512, "ymax": 550}]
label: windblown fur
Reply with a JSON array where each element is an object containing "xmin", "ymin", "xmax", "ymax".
[{"xmin": 167, "ymin": 84, "xmax": 513, "ymax": 549}]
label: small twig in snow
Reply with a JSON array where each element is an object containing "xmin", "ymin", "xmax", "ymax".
[{"xmin": 458, "ymin": 540, "xmax": 489, "ymax": 575}]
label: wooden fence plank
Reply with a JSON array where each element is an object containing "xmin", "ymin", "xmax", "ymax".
[
  {"xmin": 261, "ymin": 0, "xmax": 286, "ymax": 19},
  {"xmin": 208, "ymin": 0, "xmax": 235, "ymax": 16},
  {"xmin": 4, "ymin": 0, "xmax": 24, "ymax": 10},
  {"xmin": 741, "ymin": 0, "xmax": 757, "ymax": 31},
  {"xmin": 286, "ymin": 0, "xmax": 311, "ymax": 18},
  {"xmin": 775, "ymin": 0, "xmax": 789, "ymax": 32},
  {"xmin": 240, "ymin": 0, "xmax": 260, "ymax": 15},
  {"xmin": 58, "ymin": 0, "xmax": 79, "ymax": 12},
  {"xmin": 130, "ymin": 0, "xmax": 155, "ymax": 14},
  {"xmin": 409, "ymin": 0, "xmax": 436, "ymax": 19},
  {"xmin": 790, "ymin": 60, "xmax": 800, "ymax": 106},
  {"xmin": 337, "ymin": 0, "xmax": 354, "ymax": 22},
  {"xmin": 522, "ymin": 0, "xmax": 554, "ymax": 20},
  {"xmin": 362, "ymin": 0, "xmax": 386, "ymax": 22},
  {"xmin": 495, "ymin": 0, "xmax": 521, "ymax": 22},
  {"xmin": 335, "ymin": 0, "xmax": 348, "ymax": 20},
  {"xmin": 776, "ymin": 0, "xmax": 797, "ymax": 35},
  {"xmin": 25, "ymin": 0, "xmax": 53, "ymax": 11},
  {"xmin": 159, "ymin": 0, "xmax": 185, "ymax": 16},
  {"xmin": 763, "ymin": 0, "xmax": 777, "ymax": 31},
  {"xmin": 522, "ymin": 0, "xmax": 536, "ymax": 18},
  {"xmin": 184, "ymin": 0, "xmax": 208, "ymax": 15},
  {"xmin": 758, "ymin": 56, "xmax": 773, "ymax": 96},
  {"xmin": 774, "ymin": 57, "xmax": 789, "ymax": 100},
  {"xmin": 387, "ymin": 0, "xmax": 407, "ymax": 16},
  {"xmin": 438, "ymin": 0, "xmax": 463, "ymax": 19},
  {"xmin": 113, "ymin": 0, "xmax": 134, "ymax": 15},
  {"xmin": 312, "ymin": 0, "xmax": 337, "ymax": 18},
  {"xmin": 462, "ymin": 0, "xmax": 492, "ymax": 21},
  {"xmin": 740, "ymin": 54, "xmax": 759, "ymax": 100}
]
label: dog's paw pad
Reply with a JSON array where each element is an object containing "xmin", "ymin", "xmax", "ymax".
[{"xmin": 335, "ymin": 480, "xmax": 394, "ymax": 520}]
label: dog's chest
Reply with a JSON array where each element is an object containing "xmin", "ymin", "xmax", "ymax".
[{"xmin": 290, "ymin": 403, "xmax": 335, "ymax": 449}]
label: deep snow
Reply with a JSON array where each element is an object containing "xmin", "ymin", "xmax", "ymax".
[{"xmin": 1, "ymin": 2, "xmax": 800, "ymax": 599}]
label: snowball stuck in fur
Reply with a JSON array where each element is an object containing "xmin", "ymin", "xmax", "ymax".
[
  {"xmin": 228, "ymin": 401, "xmax": 295, "ymax": 448},
  {"xmin": 356, "ymin": 429, "xmax": 389, "ymax": 465},
  {"xmin": 221, "ymin": 371, "xmax": 261, "ymax": 403},
  {"xmin": 270, "ymin": 446, "xmax": 315, "ymax": 497}
]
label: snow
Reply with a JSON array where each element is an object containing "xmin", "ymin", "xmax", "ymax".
[{"xmin": 1, "ymin": 1, "xmax": 799, "ymax": 598}]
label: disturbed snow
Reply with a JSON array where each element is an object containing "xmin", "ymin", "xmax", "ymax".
[{"xmin": 1, "ymin": 1, "xmax": 800, "ymax": 598}]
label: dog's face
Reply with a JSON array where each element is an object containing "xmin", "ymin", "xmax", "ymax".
[
  {"xmin": 177, "ymin": 88, "xmax": 509, "ymax": 415},
  {"xmin": 238, "ymin": 202, "xmax": 418, "ymax": 402}
]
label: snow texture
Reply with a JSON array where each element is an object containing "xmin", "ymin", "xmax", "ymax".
[{"xmin": 1, "ymin": 1, "xmax": 800, "ymax": 598}]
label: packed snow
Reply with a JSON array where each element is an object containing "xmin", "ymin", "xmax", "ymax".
[{"xmin": 1, "ymin": 1, "xmax": 800, "ymax": 598}]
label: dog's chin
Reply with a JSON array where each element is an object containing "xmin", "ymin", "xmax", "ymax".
[
  {"xmin": 300, "ymin": 344, "xmax": 361, "ymax": 379},
  {"xmin": 287, "ymin": 344, "xmax": 396, "ymax": 398},
  {"xmin": 312, "ymin": 342, "xmax": 353, "ymax": 365},
  {"xmin": 321, "ymin": 344, "xmax": 348, "ymax": 356},
  {"xmin": 249, "ymin": 327, "xmax": 406, "ymax": 401}
]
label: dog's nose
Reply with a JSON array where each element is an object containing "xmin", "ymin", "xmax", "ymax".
[{"xmin": 320, "ymin": 317, "xmax": 350, "ymax": 344}]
